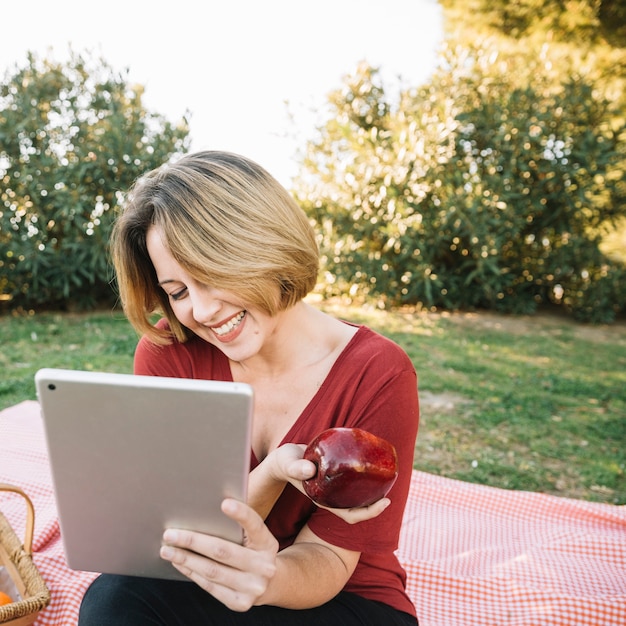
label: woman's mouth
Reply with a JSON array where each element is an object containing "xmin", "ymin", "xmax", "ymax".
[{"xmin": 211, "ymin": 311, "xmax": 246, "ymax": 340}]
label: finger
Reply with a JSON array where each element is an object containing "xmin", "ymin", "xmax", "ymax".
[
  {"xmin": 269, "ymin": 443, "xmax": 307, "ymax": 482},
  {"xmin": 160, "ymin": 500, "xmax": 278, "ymax": 608},
  {"xmin": 161, "ymin": 543, "xmax": 269, "ymax": 593},
  {"xmin": 167, "ymin": 555, "xmax": 266, "ymax": 613},
  {"xmin": 220, "ymin": 499, "xmax": 279, "ymax": 551},
  {"xmin": 161, "ymin": 512, "xmax": 277, "ymax": 613},
  {"xmin": 162, "ymin": 528, "xmax": 238, "ymax": 564},
  {"xmin": 287, "ymin": 458, "xmax": 317, "ymax": 482},
  {"xmin": 162, "ymin": 502, "xmax": 277, "ymax": 569},
  {"xmin": 162, "ymin": 527, "xmax": 272, "ymax": 579},
  {"xmin": 322, "ymin": 497, "xmax": 391, "ymax": 524}
]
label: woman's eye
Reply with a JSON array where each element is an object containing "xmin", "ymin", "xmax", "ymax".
[{"xmin": 169, "ymin": 288, "xmax": 187, "ymax": 301}]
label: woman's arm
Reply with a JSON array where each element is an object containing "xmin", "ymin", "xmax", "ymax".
[
  {"xmin": 256, "ymin": 523, "xmax": 360, "ymax": 609},
  {"xmin": 246, "ymin": 444, "xmax": 313, "ymax": 520}
]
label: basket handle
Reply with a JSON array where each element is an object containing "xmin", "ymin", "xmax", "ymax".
[{"xmin": 0, "ymin": 483, "xmax": 35, "ymax": 555}]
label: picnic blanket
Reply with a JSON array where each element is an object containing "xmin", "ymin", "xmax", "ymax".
[{"xmin": 1, "ymin": 400, "xmax": 625, "ymax": 625}]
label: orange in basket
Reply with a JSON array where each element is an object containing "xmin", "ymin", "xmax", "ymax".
[
  {"xmin": 0, "ymin": 483, "xmax": 51, "ymax": 624},
  {"xmin": 0, "ymin": 592, "xmax": 13, "ymax": 606}
]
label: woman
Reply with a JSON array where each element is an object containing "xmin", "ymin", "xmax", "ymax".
[{"xmin": 79, "ymin": 151, "xmax": 420, "ymax": 625}]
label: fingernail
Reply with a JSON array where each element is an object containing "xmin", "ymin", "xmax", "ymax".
[
  {"xmin": 163, "ymin": 529, "xmax": 178, "ymax": 543},
  {"xmin": 160, "ymin": 545, "xmax": 174, "ymax": 560},
  {"xmin": 222, "ymin": 499, "xmax": 237, "ymax": 514}
]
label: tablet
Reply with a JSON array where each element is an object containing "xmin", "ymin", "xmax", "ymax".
[{"xmin": 35, "ymin": 368, "xmax": 253, "ymax": 581}]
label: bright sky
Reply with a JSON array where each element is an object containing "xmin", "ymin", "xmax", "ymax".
[{"xmin": 0, "ymin": 0, "xmax": 443, "ymax": 187}]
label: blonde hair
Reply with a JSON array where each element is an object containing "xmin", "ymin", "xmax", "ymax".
[{"xmin": 111, "ymin": 151, "xmax": 319, "ymax": 344}]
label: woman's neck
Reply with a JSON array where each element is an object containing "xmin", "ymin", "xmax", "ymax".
[{"xmin": 231, "ymin": 302, "xmax": 355, "ymax": 383}]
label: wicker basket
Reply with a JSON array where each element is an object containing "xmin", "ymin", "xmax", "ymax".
[{"xmin": 0, "ymin": 484, "xmax": 50, "ymax": 625}]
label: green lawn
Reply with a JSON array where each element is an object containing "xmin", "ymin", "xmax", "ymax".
[{"xmin": 1, "ymin": 304, "xmax": 624, "ymax": 505}]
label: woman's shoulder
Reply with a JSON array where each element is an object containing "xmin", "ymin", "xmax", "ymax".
[
  {"xmin": 344, "ymin": 323, "xmax": 414, "ymax": 369},
  {"xmin": 135, "ymin": 318, "xmax": 200, "ymax": 356},
  {"xmin": 134, "ymin": 318, "xmax": 228, "ymax": 379}
]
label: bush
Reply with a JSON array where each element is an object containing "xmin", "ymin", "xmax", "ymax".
[
  {"xmin": 295, "ymin": 54, "xmax": 626, "ymax": 322},
  {"xmin": 0, "ymin": 50, "xmax": 190, "ymax": 310}
]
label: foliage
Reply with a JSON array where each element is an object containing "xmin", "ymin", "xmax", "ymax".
[
  {"xmin": 430, "ymin": 48, "xmax": 626, "ymax": 321},
  {"xmin": 440, "ymin": 0, "xmax": 626, "ymax": 47},
  {"xmin": 439, "ymin": 0, "xmax": 626, "ymax": 320},
  {"xmin": 0, "ymin": 50, "xmax": 190, "ymax": 310},
  {"xmin": 295, "ymin": 59, "xmax": 625, "ymax": 322},
  {"xmin": 293, "ymin": 0, "xmax": 626, "ymax": 322},
  {"xmin": 439, "ymin": 0, "xmax": 626, "ymax": 123}
]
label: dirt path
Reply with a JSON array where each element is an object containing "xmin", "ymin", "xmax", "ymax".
[{"xmin": 437, "ymin": 309, "xmax": 626, "ymax": 344}]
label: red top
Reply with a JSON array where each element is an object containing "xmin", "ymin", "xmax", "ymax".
[{"xmin": 134, "ymin": 320, "xmax": 419, "ymax": 617}]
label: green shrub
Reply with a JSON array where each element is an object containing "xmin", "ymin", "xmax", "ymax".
[
  {"xmin": 0, "ymin": 50, "xmax": 190, "ymax": 310},
  {"xmin": 295, "ymin": 55, "xmax": 626, "ymax": 322}
]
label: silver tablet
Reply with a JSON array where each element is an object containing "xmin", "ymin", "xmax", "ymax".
[{"xmin": 35, "ymin": 368, "xmax": 253, "ymax": 581}]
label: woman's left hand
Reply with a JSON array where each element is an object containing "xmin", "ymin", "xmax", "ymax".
[
  {"xmin": 160, "ymin": 498, "xmax": 278, "ymax": 612},
  {"xmin": 266, "ymin": 444, "xmax": 392, "ymax": 524},
  {"xmin": 252, "ymin": 443, "xmax": 391, "ymax": 525},
  {"xmin": 319, "ymin": 497, "xmax": 391, "ymax": 524}
]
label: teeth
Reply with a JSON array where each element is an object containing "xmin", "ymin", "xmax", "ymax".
[{"xmin": 213, "ymin": 311, "xmax": 245, "ymax": 336}]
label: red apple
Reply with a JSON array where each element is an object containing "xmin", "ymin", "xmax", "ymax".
[{"xmin": 302, "ymin": 427, "xmax": 398, "ymax": 508}]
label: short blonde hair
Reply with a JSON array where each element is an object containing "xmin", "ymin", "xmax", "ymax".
[{"xmin": 111, "ymin": 151, "xmax": 319, "ymax": 344}]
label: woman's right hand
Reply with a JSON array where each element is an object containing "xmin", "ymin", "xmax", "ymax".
[
  {"xmin": 265, "ymin": 443, "xmax": 315, "ymax": 484},
  {"xmin": 161, "ymin": 498, "xmax": 279, "ymax": 611},
  {"xmin": 246, "ymin": 444, "xmax": 314, "ymax": 520}
]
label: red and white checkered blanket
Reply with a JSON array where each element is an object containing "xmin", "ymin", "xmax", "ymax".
[{"xmin": 1, "ymin": 401, "xmax": 625, "ymax": 625}]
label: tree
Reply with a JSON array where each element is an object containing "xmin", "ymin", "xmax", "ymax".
[
  {"xmin": 440, "ymin": 0, "xmax": 626, "ymax": 45},
  {"xmin": 295, "ymin": 55, "xmax": 625, "ymax": 322},
  {"xmin": 293, "ymin": 0, "xmax": 626, "ymax": 322},
  {"xmin": 440, "ymin": 0, "xmax": 626, "ymax": 111},
  {"xmin": 295, "ymin": 62, "xmax": 458, "ymax": 307},
  {"xmin": 428, "ymin": 48, "xmax": 625, "ymax": 319},
  {"xmin": 0, "ymin": 50, "xmax": 190, "ymax": 310}
]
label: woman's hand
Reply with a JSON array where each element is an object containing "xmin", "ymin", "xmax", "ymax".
[
  {"xmin": 160, "ymin": 499, "xmax": 279, "ymax": 612},
  {"xmin": 246, "ymin": 444, "xmax": 315, "ymax": 520},
  {"xmin": 265, "ymin": 443, "xmax": 316, "ymax": 484},
  {"xmin": 319, "ymin": 497, "xmax": 391, "ymax": 524},
  {"xmin": 266, "ymin": 443, "xmax": 391, "ymax": 524},
  {"xmin": 160, "ymin": 467, "xmax": 389, "ymax": 610}
]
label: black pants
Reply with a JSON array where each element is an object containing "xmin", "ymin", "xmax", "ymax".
[{"xmin": 78, "ymin": 574, "xmax": 418, "ymax": 626}]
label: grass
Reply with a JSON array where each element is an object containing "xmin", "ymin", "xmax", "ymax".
[
  {"xmin": 1, "ymin": 303, "xmax": 624, "ymax": 505},
  {"xmin": 0, "ymin": 310, "xmax": 137, "ymax": 405}
]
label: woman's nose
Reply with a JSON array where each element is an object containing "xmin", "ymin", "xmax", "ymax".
[{"xmin": 189, "ymin": 288, "xmax": 221, "ymax": 325}]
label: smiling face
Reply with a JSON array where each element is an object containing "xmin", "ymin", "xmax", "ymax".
[
  {"xmin": 111, "ymin": 151, "xmax": 320, "ymax": 346},
  {"xmin": 146, "ymin": 225, "xmax": 280, "ymax": 362}
]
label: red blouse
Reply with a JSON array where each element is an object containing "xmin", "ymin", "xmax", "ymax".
[{"xmin": 134, "ymin": 320, "xmax": 419, "ymax": 617}]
